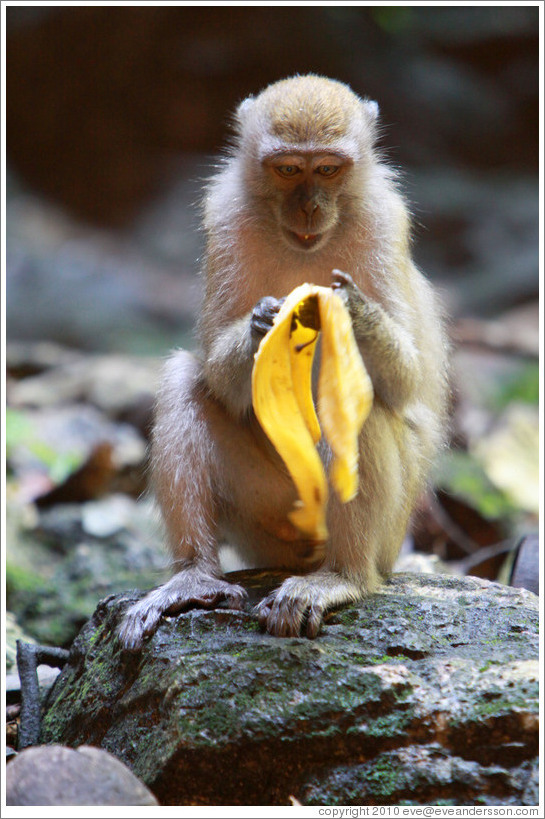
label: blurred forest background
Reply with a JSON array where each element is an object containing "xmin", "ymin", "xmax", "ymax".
[{"xmin": 4, "ymin": 5, "xmax": 540, "ymax": 663}]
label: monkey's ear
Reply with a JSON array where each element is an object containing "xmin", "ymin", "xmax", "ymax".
[
  {"xmin": 235, "ymin": 96, "xmax": 256, "ymax": 129},
  {"xmin": 363, "ymin": 99, "xmax": 379, "ymax": 123}
]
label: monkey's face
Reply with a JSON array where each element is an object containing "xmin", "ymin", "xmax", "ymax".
[{"xmin": 262, "ymin": 152, "xmax": 353, "ymax": 252}]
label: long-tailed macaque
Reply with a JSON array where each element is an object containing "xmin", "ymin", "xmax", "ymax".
[{"xmin": 118, "ymin": 75, "xmax": 449, "ymax": 648}]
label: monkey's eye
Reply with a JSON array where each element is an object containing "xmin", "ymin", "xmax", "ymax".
[
  {"xmin": 316, "ymin": 165, "xmax": 340, "ymax": 177},
  {"xmin": 275, "ymin": 165, "xmax": 301, "ymax": 178}
]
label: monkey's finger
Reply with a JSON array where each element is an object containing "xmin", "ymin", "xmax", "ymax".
[
  {"xmin": 251, "ymin": 296, "xmax": 283, "ymax": 332},
  {"xmin": 259, "ymin": 295, "xmax": 283, "ymax": 310},
  {"xmin": 330, "ymin": 269, "xmax": 354, "ymax": 289},
  {"xmin": 251, "ymin": 310, "xmax": 280, "ymax": 336},
  {"xmin": 251, "ymin": 317, "xmax": 276, "ymax": 336},
  {"xmin": 331, "ymin": 270, "xmax": 366, "ymax": 310}
]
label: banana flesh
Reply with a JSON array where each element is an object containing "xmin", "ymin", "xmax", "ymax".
[{"xmin": 251, "ymin": 283, "xmax": 373, "ymax": 542}]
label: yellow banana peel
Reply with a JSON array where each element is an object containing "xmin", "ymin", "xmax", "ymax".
[{"xmin": 251, "ymin": 283, "xmax": 373, "ymax": 542}]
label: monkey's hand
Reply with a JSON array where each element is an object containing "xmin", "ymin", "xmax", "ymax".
[
  {"xmin": 331, "ymin": 268, "xmax": 418, "ymax": 408},
  {"xmin": 117, "ymin": 566, "xmax": 248, "ymax": 651},
  {"xmin": 331, "ymin": 269, "xmax": 369, "ymax": 315},
  {"xmin": 251, "ymin": 296, "xmax": 284, "ymax": 337},
  {"xmin": 255, "ymin": 571, "xmax": 363, "ymax": 638}
]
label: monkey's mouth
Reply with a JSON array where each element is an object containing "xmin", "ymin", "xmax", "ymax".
[{"xmin": 287, "ymin": 230, "xmax": 323, "ymax": 250}]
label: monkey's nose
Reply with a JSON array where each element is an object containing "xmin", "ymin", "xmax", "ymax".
[{"xmin": 301, "ymin": 200, "xmax": 319, "ymax": 217}]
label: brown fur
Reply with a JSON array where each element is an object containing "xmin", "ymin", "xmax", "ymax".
[{"xmin": 118, "ymin": 75, "xmax": 449, "ymax": 648}]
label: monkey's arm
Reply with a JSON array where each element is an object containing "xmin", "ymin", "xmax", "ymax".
[
  {"xmin": 332, "ymin": 270, "xmax": 419, "ymax": 410},
  {"xmin": 200, "ymin": 295, "xmax": 282, "ymax": 418}
]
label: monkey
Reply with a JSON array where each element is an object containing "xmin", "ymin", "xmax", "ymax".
[{"xmin": 118, "ymin": 74, "xmax": 449, "ymax": 649}]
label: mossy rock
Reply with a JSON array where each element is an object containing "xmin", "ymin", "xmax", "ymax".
[{"xmin": 40, "ymin": 571, "xmax": 538, "ymax": 806}]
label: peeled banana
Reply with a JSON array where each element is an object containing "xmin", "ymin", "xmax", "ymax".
[{"xmin": 251, "ymin": 283, "xmax": 373, "ymax": 542}]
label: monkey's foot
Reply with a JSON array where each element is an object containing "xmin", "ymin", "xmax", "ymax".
[
  {"xmin": 255, "ymin": 571, "xmax": 363, "ymax": 638},
  {"xmin": 117, "ymin": 568, "xmax": 248, "ymax": 651}
]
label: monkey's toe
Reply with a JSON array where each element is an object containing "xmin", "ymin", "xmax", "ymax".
[
  {"xmin": 117, "ymin": 600, "xmax": 164, "ymax": 651},
  {"xmin": 304, "ymin": 605, "xmax": 324, "ymax": 639},
  {"xmin": 117, "ymin": 624, "xmax": 141, "ymax": 652},
  {"xmin": 255, "ymin": 593, "xmax": 324, "ymax": 638},
  {"xmin": 117, "ymin": 615, "xmax": 147, "ymax": 652},
  {"xmin": 224, "ymin": 584, "xmax": 248, "ymax": 610}
]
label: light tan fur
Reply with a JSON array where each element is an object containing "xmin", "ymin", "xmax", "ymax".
[{"xmin": 118, "ymin": 75, "xmax": 449, "ymax": 647}]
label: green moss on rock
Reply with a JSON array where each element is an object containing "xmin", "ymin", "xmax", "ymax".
[{"xmin": 40, "ymin": 571, "xmax": 539, "ymax": 806}]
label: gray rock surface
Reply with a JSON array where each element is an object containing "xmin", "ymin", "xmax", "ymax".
[
  {"xmin": 6, "ymin": 744, "xmax": 158, "ymax": 805},
  {"xmin": 7, "ymin": 496, "xmax": 168, "ymax": 647},
  {"xmin": 39, "ymin": 571, "xmax": 538, "ymax": 806}
]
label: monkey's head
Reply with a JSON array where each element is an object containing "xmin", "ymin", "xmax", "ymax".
[{"xmin": 234, "ymin": 75, "xmax": 379, "ymax": 253}]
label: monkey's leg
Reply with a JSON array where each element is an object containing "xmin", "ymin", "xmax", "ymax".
[
  {"xmin": 254, "ymin": 489, "xmax": 383, "ymax": 639},
  {"xmin": 118, "ymin": 351, "xmax": 248, "ymax": 650},
  {"xmin": 256, "ymin": 411, "xmax": 414, "ymax": 638}
]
